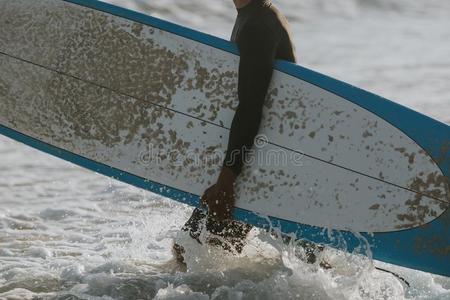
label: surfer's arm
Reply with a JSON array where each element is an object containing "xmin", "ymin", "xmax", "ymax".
[{"xmin": 223, "ymin": 22, "xmax": 279, "ymax": 176}]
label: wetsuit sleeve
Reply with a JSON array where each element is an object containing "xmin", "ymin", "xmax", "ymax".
[{"xmin": 223, "ymin": 23, "xmax": 280, "ymax": 176}]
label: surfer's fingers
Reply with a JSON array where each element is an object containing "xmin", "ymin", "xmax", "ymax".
[
  {"xmin": 201, "ymin": 185, "xmax": 211, "ymax": 198},
  {"xmin": 200, "ymin": 191, "xmax": 207, "ymax": 201},
  {"xmin": 201, "ymin": 184, "xmax": 216, "ymax": 206},
  {"xmin": 200, "ymin": 192, "xmax": 209, "ymax": 206}
]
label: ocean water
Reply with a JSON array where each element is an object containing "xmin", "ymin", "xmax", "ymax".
[{"xmin": 0, "ymin": 0, "xmax": 449, "ymax": 299}]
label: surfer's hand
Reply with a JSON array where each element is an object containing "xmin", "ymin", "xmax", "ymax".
[{"xmin": 201, "ymin": 167, "xmax": 236, "ymax": 220}]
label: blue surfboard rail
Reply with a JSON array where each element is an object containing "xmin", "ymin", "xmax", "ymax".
[{"xmin": 0, "ymin": 0, "xmax": 448, "ymax": 276}]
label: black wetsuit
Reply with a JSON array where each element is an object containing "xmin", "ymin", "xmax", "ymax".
[
  {"xmin": 224, "ymin": 0, "xmax": 296, "ymax": 175},
  {"xmin": 182, "ymin": 0, "xmax": 297, "ymax": 252}
]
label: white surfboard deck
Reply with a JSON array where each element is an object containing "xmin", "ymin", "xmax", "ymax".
[{"xmin": 0, "ymin": 0, "xmax": 449, "ymax": 276}]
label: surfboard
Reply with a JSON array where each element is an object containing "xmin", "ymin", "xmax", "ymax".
[{"xmin": 0, "ymin": 0, "xmax": 449, "ymax": 276}]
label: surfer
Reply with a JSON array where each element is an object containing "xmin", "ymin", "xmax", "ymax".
[{"xmin": 173, "ymin": 0, "xmax": 326, "ymax": 267}]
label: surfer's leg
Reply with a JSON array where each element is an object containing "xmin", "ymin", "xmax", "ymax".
[
  {"xmin": 181, "ymin": 208, "xmax": 208, "ymax": 242},
  {"xmin": 278, "ymin": 233, "xmax": 331, "ymax": 268},
  {"xmin": 173, "ymin": 208, "xmax": 253, "ymax": 264},
  {"xmin": 205, "ymin": 216, "xmax": 253, "ymax": 253},
  {"xmin": 172, "ymin": 243, "xmax": 186, "ymax": 266},
  {"xmin": 172, "ymin": 208, "xmax": 206, "ymax": 265}
]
